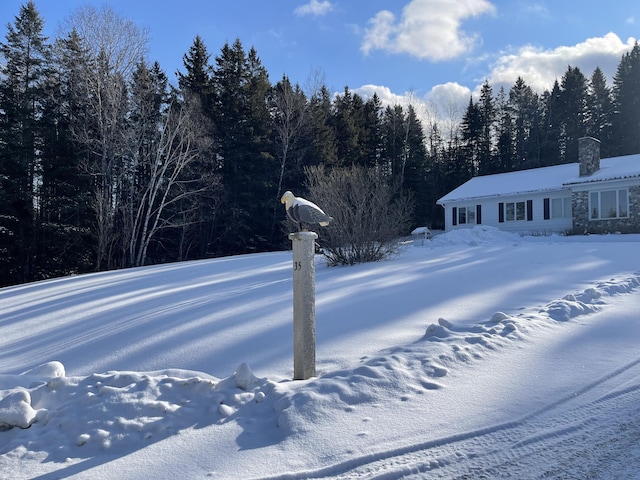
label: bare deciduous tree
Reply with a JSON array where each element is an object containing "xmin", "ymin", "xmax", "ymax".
[
  {"xmin": 270, "ymin": 76, "xmax": 308, "ymax": 199},
  {"xmin": 128, "ymin": 97, "xmax": 216, "ymax": 267},
  {"xmin": 63, "ymin": 5, "xmax": 149, "ymax": 78},
  {"xmin": 62, "ymin": 6, "xmax": 149, "ymax": 270},
  {"xmin": 304, "ymin": 165, "xmax": 413, "ymax": 266}
]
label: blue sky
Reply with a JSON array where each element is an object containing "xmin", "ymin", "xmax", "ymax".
[{"xmin": 1, "ymin": 0, "xmax": 638, "ymax": 120}]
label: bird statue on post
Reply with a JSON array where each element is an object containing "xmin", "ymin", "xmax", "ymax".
[{"xmin": 281, "ymin": 191, "xmax": 333, "ymax": 232}]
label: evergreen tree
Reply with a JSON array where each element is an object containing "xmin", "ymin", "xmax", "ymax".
[
  {"xmin": 332, "ymin": 86, "xmax": 362, "ymax": 167},
  {"xmin": 175, "ymin": 36, "xmax": 220, "ymax": 259},
  {"xmin": 402, "ymin": 105, "xmax": 428, "ymax": 226},
  {"xmin": 494, "ymin": 86, "xmax": 515, "ymax": 172},
  {"xmin": 212, "ymin": 39, "xmax": 275, "ymax": 254},
  {"xmin": 305, "ymin": 85, "xmax": 338, "ymax": 171},
  {"xmin": 360, "ymin": 93, "xmax": 383, "ymax": 169},
  {"xmin": 381, "ymin": 104, "xmax": 406, "ymax": 178},
  {"xmin": 460, "ymin": 96, "xmax": 482, "ymax": 177},
  {"xmin": 539, "ymin": 80, "xmax": 563, "ymax": 165},
  {"xmin": 177, "ymin": 35, "xmax": 214, "ymax": 114},
  {"xmin": 380, "ymin": 102, "xmax": 426, "ymax": 225},
  {"xmin": 423, "ymin": 123, "xmax": 446, "ymax": 228},
  {"xmin": 477, "ymin": 80, "xmax": 497, "ymax": 175},
  {"xmin": 611, "ymin": 42, "xmax": 640, "ymax": 156},
  {"xmin": 587, "ymin": 67, "xmax": 614, "ymax": 156},
  {"xmin": 508, "ymin": 77, "xmax": 541, "ymax": 169},
  {"xmin": 0, "ymin": 1, "xmax": 50, "ymax": 285},
  {"xmin": 559, "ymin": 66, "xmax": 589, "ymax": 163},
  {"xmin": 37, "ymin": 29, "xmax": 94, "ymax": 279}
]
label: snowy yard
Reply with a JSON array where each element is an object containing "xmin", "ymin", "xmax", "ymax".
[{"xmin": 1, "ymin": 227, "xmax": 639, "ymax": 479}]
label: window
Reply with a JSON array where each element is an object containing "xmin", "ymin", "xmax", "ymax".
[
  {"xmin": 505, "ymin": 201, "xmax": 525, "ymax": 221},
  {"xmin": 457, "ymin": 206, "xmax": 477, "ymax": 225},
  {"xmin": 545, "ymin": 197, "xmax": 572, "ymax": 219},
  {"xmin": 500, "ymin": 200, "xmax": 533, "ymax": 222},
  {"xmin": 590, "ymin": 189, "xmax": 629, "ymax": 220},
  {"xmin": 506, "ymin": 202, "xmax": 515, "ymax": 221}
]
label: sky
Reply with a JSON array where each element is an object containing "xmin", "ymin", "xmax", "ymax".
[
  {"xmin": 0, "ymin": 227, "xmax": 639, "ymax": 478},
  {"xmin": 1, "ymin": 0, "xmax": 639, "ymax": 121}
]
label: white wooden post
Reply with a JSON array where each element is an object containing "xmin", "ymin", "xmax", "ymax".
[{"xmin": 288, "ymin": 231, "xmax": 317, "ymax": 380}]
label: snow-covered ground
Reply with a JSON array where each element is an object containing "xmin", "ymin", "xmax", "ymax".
[{"xmin": 1, "ymin": 226, "xmax": 639, "ymax": 479}]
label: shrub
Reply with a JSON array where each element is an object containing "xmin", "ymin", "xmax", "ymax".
[{"xmin": 304, "ymin": 165, "xmax": 413, "ymax": 266}]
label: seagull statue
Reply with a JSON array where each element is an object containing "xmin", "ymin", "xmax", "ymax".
[{"xmin": 281, "ymin": 191, "xmax": 333, "ymax": 231}]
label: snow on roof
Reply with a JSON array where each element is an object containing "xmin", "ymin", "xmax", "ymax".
[
  {"xmin": 564, "ymin": 153, "xmax": 640, "ymax": 185},
  {"xmin": 437, "ymin": 154, "xmax": 640, "ymax": 204},
  {"xmin": 437, "ymin": 163, "xmax": 577, "ymax": 204}
]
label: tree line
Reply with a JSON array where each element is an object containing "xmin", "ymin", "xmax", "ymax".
[{"xmin": 1, "ymin": 2, "xmax": 639, "ymax": 286}]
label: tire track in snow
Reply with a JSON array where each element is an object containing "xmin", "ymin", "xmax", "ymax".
[
  {"xmin": 276, "ymin": 355, "xmax": 640, "ymax": 480},
  {"xmin": 253, "ymin": 276, "xmax": 640, "ymax": 480}
]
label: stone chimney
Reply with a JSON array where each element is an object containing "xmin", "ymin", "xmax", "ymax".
[{"xmin": 579, "ymin": 137, "xmax": 601, "ymax": 176}]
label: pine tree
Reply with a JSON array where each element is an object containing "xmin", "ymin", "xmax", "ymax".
[
  {"xmin": 540, "ymin": 80, "xmax": 563, "ymax": 166},
  {"xmin": 0, "ymin": 1, "xmax": 50, "ymax": 285},
  {"xmin": 587, "ymin": 67, "xmax": 614, "ymax": 156},
  {"xmin": 37, "ymin": 29, "xmax": 94, "ymax": 279},
  {"xmin": 213, "ymin": 39, "xmax": 275, "ymax": 253},
  {"xmin": 332, "ymin": 86, "xmax": 361, "ymax": 167},
  {"xmin": 402, "ymin": 105, "xmax": 428, "ymax": 226},
  {"xmin": 177, "ymin": 35, "xmax": 214, "ymax": 113},
  {"xmin": 361, "ymin": 93, "xmax": 383, "ymax": 169},
  {"xmin": 381, "ymin": 104, "xmax": 406, "ymax": 178},
  {"xmin": 305, "ymin": 85, "xmax": 338, "ymax": 171},
  {"xmin": 424, "ymin": 123, "xmax": 446, "ymax": 228},
  {"xmin": 460, "ymin": 96, "xmax": 482, "ymax": 177},
  {"xmin": 611, "ymin": 42, "xmax": 640, "ymax": 156},
  {"xmin": 508, "ymin": 77, "xmax": 541, "ymax": 169},
  {"xmin": 175, "ymin": 36, "xmax": 221, "ymax": 259},
  {"xmin": 477, "ymin": 80, "xmax": 497, "ymax": 175},
  {"xmin": 559, "ymin": 66, "xmax": 589, "ymax": 163},
  {"xmin": 494, "ymin": 86, "xmax": 515, "ymax": 172}
]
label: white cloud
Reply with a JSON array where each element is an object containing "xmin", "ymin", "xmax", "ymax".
[
  {"xmin": 522, "ymin": 2, "xmax": 549, "ymax": 18},
  {"xmin": 361, "ymin": 0, "xmax": 496, "ymax": 61},
  {"xmin": 486, "ymin": 32, "xmax": 637, "ymax": 93},
  {"xmin": 352, "ymin": 82, "xmax": 470, "ymax": 134},
  {"xmin": 353, "ymin": 84, "xmax": 407, "ymax": 106},
  {"xmin": 294, "ymin": 0, "xmax": 333, "ymax": 17},
  {"xmin": 354, "ymin": 33, "xmax": 637, "ymax": 132},
  {"xmin": 425, "ymin": 82, "xmax": 471, "ymax": 112}
]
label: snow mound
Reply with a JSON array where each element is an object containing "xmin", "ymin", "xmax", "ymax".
[
  {"xmin": 0, "ymin": 363, "xmax": 281, "ymax": 459},
  {"xmin": 0, "ymin": 390, "xmax": 36, "ymax": 430},
  {"xmin": 430, "ymin": 225, "xmax": 521, "ymax": 247},
  {"xmin": 275, "ymin": 274, "xmax": 640, "ymax": 436},
  {"xmin": 0, "ymin": 361, "xmax": 65, "ymax": 430}
]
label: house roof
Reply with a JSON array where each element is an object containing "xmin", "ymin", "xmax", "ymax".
[
  {"xmin": 437, "ymin": 154, "xmax": 640, "ymax": 204},
  {"xmin": 437, "ymin": 163, "xmax": 577, "ymax": 204},
  {"xmin": 564, "ymin": 153, "xmax": 640, "ymax": 185}
]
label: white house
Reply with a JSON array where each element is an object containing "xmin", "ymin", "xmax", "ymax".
[{"xmin": 437, "ymin": 137, "xmax": 640, "ymax": 235}]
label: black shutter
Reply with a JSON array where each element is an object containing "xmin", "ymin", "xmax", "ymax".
[
  {"xmin": 527, "ymin": 200, "xmax": 533, "ymax": 221},
  {"xmin": 543, "ymin": 198, "xmax": 550, "ymax": 220},
  {"xmin": 498, "ymin": 203, "xmax": 504, "ymax": 223},
  {"xmin": 476, "ymin": 205, "xmax": 482, "ymax": 224},
  {"xmin": 452, "ymin": 207, "xmax": 457, "ymax": 226}
]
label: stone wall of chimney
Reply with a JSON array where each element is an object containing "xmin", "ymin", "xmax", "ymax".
[{"xmin": 579, "ymin": 137, "xmax": 601, "ymax": 177}]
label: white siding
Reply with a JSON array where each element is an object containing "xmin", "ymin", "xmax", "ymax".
[{"xmin": 441, "ymin": 191, "xmax": 573, "ymax": 234}]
